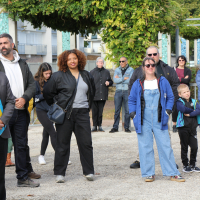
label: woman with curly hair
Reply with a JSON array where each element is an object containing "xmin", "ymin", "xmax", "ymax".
[{"xmin": 43, "ymin": 49, "xmax": 95, "ymax": 183}]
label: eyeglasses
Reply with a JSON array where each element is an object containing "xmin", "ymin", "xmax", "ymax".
[
  {"xmin": 147, "ymin": 53, "xmax": 158, "ymax": 57},
  {"xmin": 178, "ymin": 60, "xmax": 185, "ymax": 62},
  {"xmin": 145, "ymin": 64, "xmax": 156, "ymax": 68},
  {"xmin": 119, "ymin": 60, "xmax": 126, "ymax": 63}
]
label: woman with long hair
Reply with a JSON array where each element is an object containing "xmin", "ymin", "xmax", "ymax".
[
  {"xmin": 35, "ymin": 63, "xmax": 61, "ymax": 165},
  {"xmin": 172, "ymin": 55, "xmax": 191, "ymax": 132},
  {"xmin": 43, "ymin": 49, "xmax": 95, "ymax": 183},
  {"xmin": 128, "ymin": 57, "xmax": 184, "ymax": 182}
]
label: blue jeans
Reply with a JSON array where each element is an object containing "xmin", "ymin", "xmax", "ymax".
[
  {"xmin": 113, "ymin": 90, "xmax": 130, "ymax": 129},
  {"xmin": 138, "ymin": 89, "xmax": 180, "ymax": 177}
]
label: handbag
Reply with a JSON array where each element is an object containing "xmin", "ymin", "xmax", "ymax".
[
  {"xmin": 0, "ymin": 99, "xmax": 6, "ymax": 135},
  {"xmin": 47, "ymin": 73, "xmax": 80, "ymax": 124}
]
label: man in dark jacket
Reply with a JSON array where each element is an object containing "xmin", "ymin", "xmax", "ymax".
[
  {"xmin": 128, "ymin": 46, "xmax": 180, "ymax": 169},
  {"xmin": 0, "ymin": 33, "xmax": 40, "ymax": 187},
  {"xmin": 0, "ymin": 72, "xmax": 15, "ymax": 200},
  {"xmin": 90, "ymin": 57, "xmax": 113, "ymax": 132}
]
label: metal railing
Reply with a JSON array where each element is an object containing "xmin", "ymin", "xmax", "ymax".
[{"xmin": 18, "ymin": 43, "xmax": 47, "ymax": 55}]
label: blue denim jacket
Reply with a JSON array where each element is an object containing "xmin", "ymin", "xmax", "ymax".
[{"xmin": 113, "ymin": 65, "xmax": 134, "ymax": 91}]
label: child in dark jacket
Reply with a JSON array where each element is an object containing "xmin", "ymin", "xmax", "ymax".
[{"xmin": 176, "ymin": 84, "xmax": 200, "ymax": 173}]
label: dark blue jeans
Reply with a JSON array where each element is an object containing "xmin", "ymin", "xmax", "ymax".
[
  {"xmin": 113, "ymin": 90, "xmax": 130, "ymax": 129},
  {"xmin": 9, "ymin": 109, "xmax": 33, "ymax": 180}
]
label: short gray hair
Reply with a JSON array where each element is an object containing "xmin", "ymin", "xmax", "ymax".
[
  {"xmin": 0, "ymin": 33, "xmax": 13, "ymax": 44},
  {"xmin": 120, "ymin": 56, "xmax": 127, "ymax": 61},
  {"xmin": 146, "ymin": 46, "xmax": 159, "ymax": 55},
  {"xmin": 96, "ymin": 57, "xmax": 104, "ymax": 64}
]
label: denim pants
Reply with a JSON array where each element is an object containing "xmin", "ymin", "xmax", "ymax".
[
  {"xmin": 113, "ymin": 90, "xmax": 130, "ymax": 129},
  {"xmin": 137, "ymin": 89, "xmax": 180, "ymax": 177}
]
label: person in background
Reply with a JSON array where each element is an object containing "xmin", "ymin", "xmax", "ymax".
[
  {"xmin": 109, "ymin": 56, "xmax": 134, "ymax": 133},
  {"xmin": 196, "ymin": 67, "xmax": 200, "ymax": 102},
  {"xmin": 172, "ymin": 55, "xmax": 191, "ymax": 132},
  {"xmin": 90, "ymin": 57, "xmax": 113, "ymax": 132},
  {"xmin": 128, "ymin": 57, "xmax": 184, "ymax": 182},
  {"xmin": 43, "ymin": 49, "xmax": 95, "ymax": 183},
  {"xmin": 176, "ymin": 84, "xmax": 200, "ymax": 173}
]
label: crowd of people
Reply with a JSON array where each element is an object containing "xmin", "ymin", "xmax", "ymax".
[{"xmin": 1, "ymin": 33, "xmax": 200, "ymax": 199}]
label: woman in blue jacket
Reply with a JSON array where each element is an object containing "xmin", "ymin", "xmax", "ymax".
[{"xmin": 128, "ymin": 57, "xmax": 184, "ymax": 182}]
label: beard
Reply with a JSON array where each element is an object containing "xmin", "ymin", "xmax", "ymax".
[{"xmin": 1, "ymin": 47, "xmax": 12, "ymax": 56}]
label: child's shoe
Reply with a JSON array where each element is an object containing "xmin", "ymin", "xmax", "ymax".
[
  {"xmin": 182, "ymin": 165, "xmax": 193, "ymax": 173},
  {"xmin": 190, "ymin": 165, "xmax": 200, "ymax": 172},
  {"xmin": 170, "ymin": 175, "xmax": 185, "ymax": 182}
]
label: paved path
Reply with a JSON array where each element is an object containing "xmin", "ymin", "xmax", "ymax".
[{"xmin": 5, "ymin": 124, "xmax": 200, "ymax": 200}]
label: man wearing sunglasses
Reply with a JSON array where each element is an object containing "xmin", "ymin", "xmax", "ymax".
[
  {"xmin": 128, "ymin": 46, "xmax": 179, "ymax": 169},
  {"xmin": 109, "ymin": 57, "xmax": 134, "ymax": 133}
]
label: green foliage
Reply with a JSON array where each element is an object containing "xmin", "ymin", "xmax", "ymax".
[{"xmin": 0, "ymin": 0, "xmax": 188, "ymax": 67}]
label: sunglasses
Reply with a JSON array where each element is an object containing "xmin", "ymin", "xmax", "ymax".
[
  {"xmin": 119, "ymin": 60, "xmax": 126, "ymax": 63},
  {"xmin": 178, "ymin": 60, "xmax": 185, "ymax": 62},
  {"xmin": 147, "ymin": 53, "xmax": 158, "ymax": 57},
  {"xmin": 145, "ymin": 64, "xmax": 156, "ymax": 68}
]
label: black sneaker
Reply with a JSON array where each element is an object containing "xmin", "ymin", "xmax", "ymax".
[
  {"xmin": 125, "ymin": 128, "xmax": 131, "ymax": 133},
  {"xmin": 17, "ymin": 177, "xmax": 40, "ymax": 187},
  {"xmin": 98, "ymin": 126, "xmax": 105, "ymax": 132},
  {"xmin": 173, "ymin": 125, "xmax": 177, "ymax": 133},
  {"xmin": 182, "ymin": 165, "xmax": 193, "ymax": 173},
  {"xmin": 109, "ymin": 128, "xmax": 118, "ymax": 133},
  {"xmin": 91, "ymin": 126, "xmax": 97, "ymax": 132},
  {"xmin": 190, "ymin": 165, "xmax": 200, "ymax": 172},
  {"xmin": 130, "ymin": 160, "xmax": 140, "ymax": 168}
]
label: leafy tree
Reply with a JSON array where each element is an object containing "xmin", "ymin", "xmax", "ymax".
[{"xmin": 0, "ymin": 0, "xmax": 187, "ymax": 67}]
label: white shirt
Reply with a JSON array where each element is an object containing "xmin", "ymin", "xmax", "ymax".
[
  {"xmin": 0, "ymin": 51, "xmax": 24, "ymax": 109},
  {"xmin": 144, "ymin": 79, "xmax": 158, "ymax": 90}
]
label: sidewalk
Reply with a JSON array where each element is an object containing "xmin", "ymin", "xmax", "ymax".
[{"xmin": 5, "ymin": 123, "xmax": 200, "ymax": 200}]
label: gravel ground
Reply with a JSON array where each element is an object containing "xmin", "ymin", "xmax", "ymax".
[{"xmin": 5, "ymin": 124, "xmax": 200, "ymax": 200}]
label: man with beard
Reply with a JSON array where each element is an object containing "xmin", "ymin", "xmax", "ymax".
[{"xmin": 0, "ymin": 33, "xmax": 40, "ymax": 187}]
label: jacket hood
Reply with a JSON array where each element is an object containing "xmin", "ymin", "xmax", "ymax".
[{"xmin": 0, "ymin": 50, "xmax": 20, "ymax": 63}]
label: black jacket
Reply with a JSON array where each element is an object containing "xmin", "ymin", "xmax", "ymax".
[
  {"xmin": 90, "ymin": 67, "xmax": 113, "ymax": 101},
  {"xmin": 35, "ymin": 80, "xmax": 50, "ymax": 112},
  {"xmin": 43, "ymin": 69, "xmax": 95, "ymax": 119},
  {"xmin": 0, "ymin": 72, "xmax": 15, "ymax": 138},
  {"xmin": 175, "ymin": 66, "xmax": 191, "ymax": 86},
  {"xmin": 0, "ymin": 59, "xmax": 36, "ymax": 110},
  {"xmin": 128, "ymin": 60, "xmax": 180, "ymax": 101}
]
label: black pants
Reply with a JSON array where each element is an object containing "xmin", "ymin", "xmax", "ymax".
[
  {"xmin": 0, "ymin": 137, "xmax": 7, "ymax": 200},
  {"xmin": 92, "ymin": 100, "xmax": 106, "ymax": 127},
  {"xmin": 36, "ymin": 109, "xmax": 57, "ymax": 155},
  {"xmin": 54, "ymin": 108, "xmax": 94, "ymax": 176},
  {"xmin": 172, "ymin": 105, "xmax": 178, "ymax": 123},
  {"xmin": 9, "ymin": 109, "xmax": 33, "ymax": 180},
  {"xmin": 178, "ymin": 127, "xmax": 198, "ymax": 166}
]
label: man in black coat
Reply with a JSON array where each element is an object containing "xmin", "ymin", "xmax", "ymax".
[
  {"xmin": 0, "ymin": 33, "xmax": 40, "ymax": 187},
  {"xmin": 128, "ymin": 46, "xmax": 180, "ymax": 169},
  {"xmin": 0, "ymin": 72, "xmax": 15, "ymax": 200},
  {"xmin": 90, "ymin": 57, "xmax": 113, "ymax": 132}
]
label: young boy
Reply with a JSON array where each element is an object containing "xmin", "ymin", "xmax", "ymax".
[{"xmin": 176, "ymin": 84, "xmax": 200, "ymax": 173}]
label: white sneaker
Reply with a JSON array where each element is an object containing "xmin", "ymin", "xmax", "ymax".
[
  {"xmin": 85, "ymin": 174, "xmax": 94, "ymax": 181},
  {"xmin": 38, "ymin": 155, "xmax": 46, "ymax": 165},
  {"xmin": 56, "ymin": 175, "xmax": 65, "ymax": 183},
  {"xmin": 68, "ymin": 160, "xmax": 72, "ymax": 165}
]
